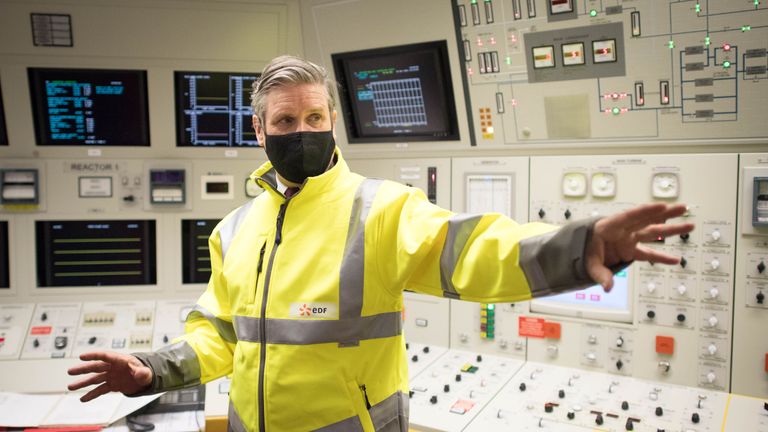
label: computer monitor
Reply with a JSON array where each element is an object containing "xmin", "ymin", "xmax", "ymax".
[
  {"xmin": 0, "ymin": 83, "xmax": 7, "ymax": 146},
  {"xmin": 174, "ymin": 71, "xmax": 260, "ymax": 147},
  {"xmin": 332, "ymin": 40, "xmax": 460, "ymax": 143},
  {"xmin": 27, "ymin": 68, "xmax": 150, "ymax": 146},
  {"xmin": 36, "ymin": 220, "xmax": 156, "ymax": 287},
  {"xmin": 0, "ymin": 221, "xmax": 8, "ymax": 288},
  {"xmin": 181, "ymin": 219, "xmax": 219, "ymax": 284},
  {"xmin": 530, "ymin": 269, "xmax": 632, "ymax": 323}
]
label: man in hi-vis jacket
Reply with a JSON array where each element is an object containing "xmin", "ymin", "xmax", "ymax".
[{"xmin": 68, "ymin": 55, "xmax": 693, "ymax": 432}]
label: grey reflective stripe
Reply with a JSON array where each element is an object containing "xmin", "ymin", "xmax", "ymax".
[
  {"xmin": 219, "ymin": 199, "xmax": 255, "ymax": 261},
  {"xmin": 439, "ymin": 213, "xmax": 483, "ymax": 299},
  {"xmin": 339, "ymin": 178, "xmax": 383, "ymax": 320},
  {"xmin": 228, "ymin": 400, "xmax": 247, "ymax": 432},
  {"xmin": 187, "ymin": 304, "xmax": 237, "ymax": 344},
  {"xmin": 234, "ymin": 311, "xmax": 402, "ymax": 345},
  {"xmin": 312, "ymin": 415, "xmax": 364, "ymax": 432},
  {"xmin": 519, "ymin": 217, "xmax": 598, "ymax": 297},
  {"xmin": 133, "ymin": 341, "xmax": 200, "ymax": 393},
  {"xmin": 370, "ymin": 391, "xmax": 408, "ymax": 432}
]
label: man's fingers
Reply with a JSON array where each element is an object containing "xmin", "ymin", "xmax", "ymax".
[
  {"xmin": 80, "ymin": 383, "xmax": 112, "ymax": 403},
  {"xmin": 606, "ymin": 203, "xmax": 689, "ymax": 232},
  {"xmin": 68, "ymin": 372, "xmax": 107, "ymax": 391},
  {"xmin": 633, "ymin": 244, "xmax": 680, "ymax": 265},
  {"xmin": 79, "ymin": 351, "xmax": 119, "ymax": 363},
  {"xmin": 587, "ymin": 261, "xmax": 615, "ymax": 292},
  {"xmin": 635, "ymin": 222, "xmax": 695, "ymax": 243},
  {"xmin": 68, "ymin": 361, "xmax": 111, "ymax": 376}
]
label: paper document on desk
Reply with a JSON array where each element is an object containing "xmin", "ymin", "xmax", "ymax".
[
  {"xmin": 0, "ymin": 392, "xmax": 61, "ymax": 427},
  {"xmin": 0, "ymin": 391, "xmax": 161, "ymax": 427}
]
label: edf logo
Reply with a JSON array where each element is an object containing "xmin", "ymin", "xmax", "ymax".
[{"xmin": 298, "ymin": 304, "xmax": 329, "ymax": 317}]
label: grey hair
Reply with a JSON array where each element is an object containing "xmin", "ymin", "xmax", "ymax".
[{"xmin": 250, "ymin": 55, "xmax": 336, "ymax": 124}]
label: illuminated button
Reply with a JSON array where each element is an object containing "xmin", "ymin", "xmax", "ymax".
[
  {"xmin": 723, "ymin": 43, "xmax": 732, "ymax": 51},
  {"xmin": 612, "ymin": 107, "xmax": 621, "ymax": 115},
  {"xmin": 723, "ymin": 61, "xmax": 731, "ymax": 69},
  {"xmin": 668, "ymin": 40, "xmax": 675, "ymax": 49},
  {"xmin": 705, "ymin": 35, "xmax": 711, "ymax": 45},
  {"xmin": 695, "ymin": 3, "xmax": 701, "ymax": 13},
  {"xmin": 590, "ymin": 9, "xmax": 597, "ymax": 17}
]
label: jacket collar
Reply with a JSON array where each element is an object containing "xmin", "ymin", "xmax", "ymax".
[{"xmin": 251, "ymin": 147, "xmax": 349, "ymax": 199}]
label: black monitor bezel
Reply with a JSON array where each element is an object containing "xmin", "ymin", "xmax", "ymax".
[{"xmin": 332, "ymin": 40, "xmax": 460, "ymax": 144}]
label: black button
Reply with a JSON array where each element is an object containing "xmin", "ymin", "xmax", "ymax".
[
  {"xmin": 455, "ymin": 374, "xmax": 462, "ymax": 382},
  {"xmin": 476, "ymin": 354, "xmax": 483, "ymax": 362},
  {"xmin": 33, "ymin": 339, "xmax": 40, "ymax": 348},
  {"xmin": 595, "ymin": 414, "xmax": 604, "ymax": 425},
  {"xmin": 680, "ymin": 233, "xmax": 690, "ymax": 242},
  {"xmin": 564, "ymin": 209, "xmax": 572, "ymax": 220},
  {"xmin": 163, "ymin": 335, "xmax": 169, "ymax": 343},
  {"xmin": 538, "ymin": 209, "xmax": 546, "ymax": 219},
  {"xmin": 655, "ymin": 406, "xmax": 663, "ymax": 416},
  {"xmin": 757, "ymin": 292, "xmax": 765, "ymax": 304},
  {"xmin": 41, "ymin": 313, "xmax": 48, "ymax": 321},
  {"xmin": 680, "ymin": 257, "xmax": 688, "ymax": 268},
  {"xmin": 519, "ymin": 383, "xmax": 526, "ymax": 392},
  {"xmin": 621, "ymin": 401, "xmax": 629, "ymax": 410},
  {"xmin": 647, "ymin": 310, "xmax": 656, "ymax": 319},
  {"xmin": 677, "ymin": 313, "xmax": 686, "ymax": 322},
  {"xmin": 692, "ymin": 412, "xmax": 700, "ymax": 423},
  {"xmin": 544, "ymin": 403, "xmax": 553, "ymax": 413},
  {"xmin": 423, "ymin": 346, "xmax": 430, "ymax": 353},
  {"xmin": 758, "ymin": 261, "xmax": 766, "ymax": 274},
  {"xmin": 443, "ymin": 384, "xmax": 450, "ymax": 393},
  {"xmin": 88, "ymin": 336, "xmax": 97, "ymax": 344},
  {"xmin": 558, "ymin": 389, "xmax": 565, "ymax": 398},
  {"xmin": 430, "ymin": 395, "xmax": 438, "ymax": 404},
  {"xmin": 411, "ymin": 355, "xmax": 418, "ymax": 362},
  {"xmin": 567, "ymin": 411, "xmax": 575, "ymax": 420},
  {"xmin": 405, "ymin": 343, "xmax": 410, "ymax": 350},
  {"xmin": 625, "ymin": 418, "xmax": 634, "ymax": 431},
  {"xmin": 616, "ymin": 359, "xmax": 624, "ymax": 370}
]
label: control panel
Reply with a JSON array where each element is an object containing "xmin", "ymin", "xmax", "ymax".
[
  {"xmin": 453, "ymin": 0, "xmax": 768, "ymax": 146},
  {"xmin": 408, "ymin": 350, "xmax": 524, "ymax": 431},
  {"xmin": 0, "ymin": 303, "xmax": 34, "ymax": 360},
  {"xmin": 527, "ymin": 154, "xmax": 738, "ymax": 391},
  {"xmin": 732, "ymin": 152, "xmax": 768, "ymax": 399},
  {"xmin": 466, "ymin": 361, "xmax": 729, "ymax": 432},
  {"xmin": 345, "ymin": 158, "xmax": 451, "ymax": 208},
  {"xmin": 21, "ymin": 303, "xmax": 81, "ymax": 360},
  {"xmin": 152, "ymin": 300, "xmax": 195, "ymax": 350},
  {"xmin": 406, "ymin": 342, "xmax": 449, "ymax": 380},
  {"xmin": 73, "ymin": 301, "xmax": 156, "ymax": 355}
]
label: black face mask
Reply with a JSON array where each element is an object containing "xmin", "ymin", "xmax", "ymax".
[{"xmin": 264, "ymin": 130, "xmax": 335, "ymax": 184}]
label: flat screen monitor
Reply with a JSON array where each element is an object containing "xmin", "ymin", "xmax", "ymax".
[
  {"xmin": 36, "ymin": 220, "xmax": 156, "ymax": 287},
  {"xmin": 175, "ymin": 71, "xmax": 260, "ymax": 147},
  {"xmin": 530, "ymin": 268, "xmax": 632, "ymax": 323},
  {"xmin": 28, "ymin": 68, "xmax": 150, "ymax": 146},
  {"xmin": 0, "ymin": 83, "xmax": 7, "ymax": 146},
  {"xmin": 0, "ymin": 221, "xmax": 8, "ymax": 288},
  {"xmin": 181, "ymin": 219, "xmax": 219, "ymax": 284},
  {"xmin": 332, "ymin": 40, "xmax": 460, "ymax": 143}
]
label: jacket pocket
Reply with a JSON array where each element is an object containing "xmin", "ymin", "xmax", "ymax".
[
  {"xmin": 249, "ymin": 240, "xmax": 267, "ymax": 304},
  {"xmin": 345, "ymin": 380, "xmax": 374, "ymax": 431}
]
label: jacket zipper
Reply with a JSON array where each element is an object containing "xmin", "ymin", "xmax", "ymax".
[
  {"xmin": 258, "ymin": 201, "xmax": 288, "ymax": 432},
  {"xmin": 359, "ymin": 384, "xmax": 372, "ymax": 410},
  {"xmin": 253, "ymin": 242, "xmax": 266, "ymax": 304}
]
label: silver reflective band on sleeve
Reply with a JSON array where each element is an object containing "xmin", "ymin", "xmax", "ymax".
[
  {"xmin": 339, "ymin": 178, "xmax": 384, "ymax": 320},
  {"xmin": 219, "ymin": 199, "xmax": 255, "ymax": 261},
  {"xmin": 228, "ymin": 400, "xmax": 248, "ymax": 432},
  {"xmin": 370, "ymin": 391, "xmax": 409, "ymax": 432},
  {"xmin": 234, "ymin": 311, "xmax": 402, "ymax": 345},
  {"xmin": 439, "ymin": 213, "xmax": 483, "ymax": 299},
  {"xmin": 134, "ymin": 340, "xmax": 201, "ymax": 392},
  {"xmin": 187, "ymin": 304, "xmax": 237, "ymax": 344},
  {"xmin": 312, "ymin": 415, "xmax": 364, "ymax": 432}
]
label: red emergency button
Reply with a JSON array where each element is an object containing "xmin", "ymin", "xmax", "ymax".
[{"xmin": 656, "ymin": 335, "xmax": 675, "ymax": 355}]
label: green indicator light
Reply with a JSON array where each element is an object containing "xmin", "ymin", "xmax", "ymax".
[
  {"xmin": 695, "ymin": 3, "xmax": 701, "ymax": 13},
  {"xmin": 741, "ymin": 25, "xmax": 751, "ymax": 32},
  {"xmin": 506, "ymin": 56, "xmax": 512, "ymax": 65},
  {"xmin": 705, "ymin": 36, "xmax": 711, "ymax": 46},
  {"xmin": 668, "ymin": 40, "xmax": 675, "ymax": 49},
  {"xmin": 723, "ymin": 60, "xmax": 731, "ymax": 69},
  {"xmin": 487, "ymin": 304, "xmax": 495, "ymax": 311},
  {"xmin": 590, "ymin": 9, "xmax": 598, "ymax": 17},
  {"xmin": 756, "ymin": 0, "xmax": 760, "ymax": 7},
  {"xmin": 612, "ymin": 107, "xmax": 621, "ymax": 115}
]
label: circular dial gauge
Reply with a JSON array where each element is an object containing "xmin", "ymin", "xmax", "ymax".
[
  {"xmin": 591, "ymin": 172, "xmax": 617, "ymax": 197},
  {"xmin": 651, "ymin": 172, "xmax": 679, "ymax": 198},
  {"xmin": 562, "ymin": 172, "xmax": 588, "ymax": 197}
]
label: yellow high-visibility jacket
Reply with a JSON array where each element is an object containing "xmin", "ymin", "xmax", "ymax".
[{"xmin": 135, "ymin": 148, "xmax": 599, "ymax": 432}]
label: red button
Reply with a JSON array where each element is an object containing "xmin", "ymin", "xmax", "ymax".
[{"xmin": 656, "ymin": 335, "xmax": 674, "ymax": 355}]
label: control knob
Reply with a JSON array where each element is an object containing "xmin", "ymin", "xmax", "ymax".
[
  {"xmin": 710, "ymin": 258, "xmax": 720, "ymax": 271},
  {"xmin": 707, "ymin": 315, "xmax": 718, "ymax": 328},
  {"xmin": 757, "ymin": 291, "xmax": 765, "ymax": 304},
  {"xmin": 519, "ymin": 383, "xmax": 526, "ymax": 392},
  {"xmin": 429, "ymin": 395, "xmax": 438, "ymax": 405},
  {"xmin": 680, "ymin": 233, "xmax": 690, "ymax": 242},
  {"xmin": 692, "ymin": 412, "xmax": 700, "ymax": 423},
  {"xmin": 595, "ymin": 413, "xmax": 604, "ymax": 425},
  {"xmin": 616, "ymin": 336, "xmax": 624, "ymax": 347},
  {"xmin": 707, "ymin": 372, "xmax": 716, "ymax": 383},
  {"xmin": 411, "ymin": 355, "xmax": 418, "ymax": 362},
  {"xmin": 455, "ymin": 374, "xmax": 462, "ymax": 382},
  {"xmin": 625, "ymin": 418, "xmax": 634, "ymax": 431},
  {"xmin": 41, "ymin": 312, "xmax": 48, "ymax": 321},
  {"xmin": 88, "ymin": 336, "xmax": 97, "ymax": 345},
  {"xmin": 616, "ymin": 359, "xmax": 624, "ymax": 370},
  {"xmin": 646, "ymin": 310, "xmax": 656, "ymax": 320},
  {"xmin": 621, "ymin": 401, "xmax": 629, "ymax": 410},
  {"xmin": 677, "ymin": 284, "xmax": 687, "ymax": 296},
  {"xmin": 677, "ymin": 313, "xmax": 686, "ymax": 323},
  {"xmin": 680, "ymin": 257, "xmax": 688, "ymax": 268},
  {"xmin": 564, "ymin": 209, "xmax": 572, "ymax": 220},
  {"xmin": 538, "ymin": 209, "xmax": 546, "ymax": 219},
  {"xmin": 758, "ymin": 261, "xmax": 766, "ymax": 274},
  {"xmin": 476, "ymin": 354, "xmax": 482, "ymax": 362},
  {"xmin": 544, "ymin": 403, "xmax": 554, "ymax": 413},
  {"xmin": 567, "ymin": 410, "xmax": 575, "ymax": 420},
  {"xmin": 646, "ymin": 282, "xmax": 657, "ymax": 294},
  {"xmin": 423, "ymin": 346, "xmax": 430, "ymax": 353},
  {"xmin": 655, "ymin": 406, "xmax": 663, "ymax": 416},
  {"xmin": 558, "ymin": 389, "xmax": 565, "ymax": 399},
  {"xmin": 708, "ymin": 343, "xmax": 718, "ymax": 356},
  {"xmin": 710, "ymin": 230, "xmax": 721, "ymax": 241},
  {"xmin": 709, "ymin": 288, "xmax": 719, "ymax": 299},
  {"xmin": 443, "ymin": 384, "xmax": 450, "ymax": 393}
]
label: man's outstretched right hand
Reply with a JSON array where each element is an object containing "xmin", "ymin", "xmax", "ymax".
[{"xmin": 67, "ymin": 351, "xmax": 153, "ymax": 402}]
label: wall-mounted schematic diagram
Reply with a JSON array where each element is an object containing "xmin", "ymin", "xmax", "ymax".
[{"xmin": 453, "ymin": 0, "xmax": 768, "ymax": 146}]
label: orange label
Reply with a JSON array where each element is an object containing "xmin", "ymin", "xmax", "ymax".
[
  {"xmin": 655, "ymin": 335, "xmax": 675, "ymax": 355},
  {"xmin": 543, "ymin": 322, "xmax": 562, "ymax": 339},
  {"xmin": 519, "ymin": 316, "xmax": 546, "ymax": 338},
  {"xmin": 31, "ymin": 326, "xmax": 52, "ymax": 335}
]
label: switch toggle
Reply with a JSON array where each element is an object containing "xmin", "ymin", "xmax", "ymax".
[
  {"xmin": 758, "ymin": 261, "xmax": 766, "ymax": 274},
  {"xmin": 758, "ymin": 291, "xmax": 765, "ymax": 304}
]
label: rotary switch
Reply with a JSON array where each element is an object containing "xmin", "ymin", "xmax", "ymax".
[
  {"xmin": 758, "ymin": 261, "xmax": 766, "ymax": 274},
  {"xmin": 758, "ymin": 291, "xmax": 765, "ymax": 304},
  {"xmin": 538, "ymin": 209, "xmax": 546, "ymax": 219},
  {"xmin": 680, "ymin": 257, "xmax": 688, "ymax": 269}
]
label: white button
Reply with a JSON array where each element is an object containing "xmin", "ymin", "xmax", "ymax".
[
  {"xmin": 710, "ymin": 259, "xmax": 720, "ymax": 270},
  {"xmin": 588, "ymin": 335, "xmax": 597, "ymax": 344},
  {"xmin": 708, "ymin": 316, "xmax": 718, "ymax": 327},
  {"xmin": 415, "ymin": 318, "xmax": 428, "ymax": 327},
  {"xmin": 547, "ymin": 345, "xmax": 559, "ymax": 357},
  {"xmin": 677, "ymin": 284, "xmax": 687, "ymax": 295},
  {"xmin": 707, "ymin": 372, "xmax": 716, "ymax": 383},
  {"xmin": 647, "ymin": 282, "xmax": 657, "ymax": 293},
  {"xmin": 649, "ymin": 392, "xmax": 659, "ymax": 401},
  {"xmin": 711, "ymin": 230, "xmax": 721, "ymax": 241},
  {"xmin": 586, "ymin": 352, "xmax": 597, "ymax": 361},
  {"xmin": 708, "ymin": 344, "xmax": 718, "ymax": 356},
  {"xmin": 616, "ymin": 336, "xmax": 624, "ymax": 347},
  {"xmin": 709, "ymin": 288, "xmax": 719, "ymax": 299}
]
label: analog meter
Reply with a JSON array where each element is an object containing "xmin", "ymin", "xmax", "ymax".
[
  {"xmin": 562, "ymin": 172, "xmax": 587, "ymax": 197},
  {"xmin": 591, "ymin": 172, "xmax": 616, "ymax": 198}
]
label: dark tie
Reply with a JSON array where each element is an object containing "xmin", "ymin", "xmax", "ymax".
[{"xmin": 285, "ymin": 187, "xmax": 299, "ymax": 198}]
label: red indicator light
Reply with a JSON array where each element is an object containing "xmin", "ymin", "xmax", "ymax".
[
  {"xmin": 639, "ymin": 98, "xmax": 645, "ymax": 105},
  {"xmin": 490, "ymin": 37, "xmax": 496, "ymax": 45},
  {"xmin": 723, "ymin": 43, "xmax": 731, "ymax": 51},
  {"xmin": 621, "ymin": 108, "xmax": 629, "ymax": 114},
  {"xmin": 511, "ymin": 99, "xmax": 518, "ymax": 107},
  {"xmin": 663, "ymin": 96, "xmax": 669, "ymax": 103},
  {"xmin": 604, "ymin": 109, "xmax": 612, "ymax": 114},
  {"xmin": 468, "ymin": 67, "xmax": 474, "ymax": 76},
  {"xmin": 611, "ymin": 92, "xmax": 619, "ymax": 100}
]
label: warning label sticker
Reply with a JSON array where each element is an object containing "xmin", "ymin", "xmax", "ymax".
[{"xmin": 518, "ymin": 316, "xmax": 561, "ymax": 339}]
